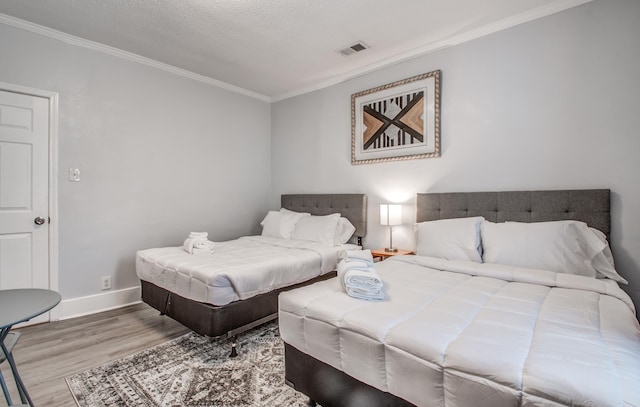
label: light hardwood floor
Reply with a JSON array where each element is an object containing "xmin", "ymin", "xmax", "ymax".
[{"xmin": 1, "ymin": 302, "xmax": 190, "ymax": 406}]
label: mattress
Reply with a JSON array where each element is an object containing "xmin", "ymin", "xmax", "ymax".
[
  {"xmin": 279, "ymin": 255, "xmax": 640, "ymax": 407},
  {"xmin": 136, "ymin": 235, "xmax": 357, "ymax": 306}
]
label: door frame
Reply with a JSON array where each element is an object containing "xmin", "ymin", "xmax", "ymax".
[{"xmin": 0, "ymin": 81, "xmax": 59, "ymax": 321}]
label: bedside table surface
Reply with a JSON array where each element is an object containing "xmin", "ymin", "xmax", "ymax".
[{"xmin": 370, "ymin": 248, "xmax": 414, "ymax": 257}]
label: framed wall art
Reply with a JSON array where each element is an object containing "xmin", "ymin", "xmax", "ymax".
[{"xmin": 351, "ymin": 70, "xmax": 440, "ymax": 164}]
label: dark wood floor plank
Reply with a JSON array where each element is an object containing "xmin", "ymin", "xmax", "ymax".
[{"xmin": 0, "ymin": 302, "xmax": 190, "ymax": 407}]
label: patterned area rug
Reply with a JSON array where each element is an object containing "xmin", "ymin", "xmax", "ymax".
[{"xmin": 66, "ymin": 321, "xmax": 309, "ymax": 406}]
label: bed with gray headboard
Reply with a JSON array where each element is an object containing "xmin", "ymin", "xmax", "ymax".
[
  {"xmin": 139, "ymin": 193, "xmax": 366, "ymax": 341},
  {"xmin": 281, "ymin": 189, "xmax": 640, "ymax": 407},
  {"xmin": 416, "ymin": 189, "xmax": 610, "ymax": 236}
]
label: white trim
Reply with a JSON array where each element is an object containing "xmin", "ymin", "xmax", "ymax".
[
  {"xmin": 271, "ymin": 0, "xmax": 594, "ymax": 102},
  {"xmin": 48, "ymin": 93, "xmax": 60, "ymax": 321},
  {"xmin": 2, "ymin": 1, "xmax": 590, "ymax": 103},
  {"xmin": 0, "ymin": 13, "xmax": 271, "ymax": 103},
  {"xmin": 0, "ymin": 81, "xmax": 60, "ymax": 321},
  {"xmin": 58, "ymin": 286, "xmax": 142, "ymax": 320}
]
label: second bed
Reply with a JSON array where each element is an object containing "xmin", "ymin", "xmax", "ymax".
[
  {"xmin": 137, "ymin": 193, "xmax": 367, "ymax": 339},
  {"xmin": 279, "ymin": 189, "xmax": 640, "ymax": 407}
]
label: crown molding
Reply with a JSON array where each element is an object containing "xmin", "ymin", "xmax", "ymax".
[
  {"xmin": 0, "ymin": 13, "xmax": 271, "ymax": 103},
  {"xmin": 1, "ymin": 0, "xmax": 592, "ymax": 104},
  {"xmin": 271, "ymin": 0, "xmax": 593, "ymax": 102}
]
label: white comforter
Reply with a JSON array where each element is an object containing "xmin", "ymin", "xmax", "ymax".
[
  {"xmin": 279, "ymin": 255, "xmax": 640, "ymax": 407},
  {"xmin": 137, "ymin": 235, "xmax": 354, "ymax": 306}
]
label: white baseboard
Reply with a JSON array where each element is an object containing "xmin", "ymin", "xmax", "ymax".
[{"xmin": 57, "ymin": 286, "xmax": 142, "ymax": 320}]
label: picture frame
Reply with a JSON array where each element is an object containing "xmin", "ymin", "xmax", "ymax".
[{"xmin": 351, "ymin": 70, "xmax": 441, "ymax": 165}]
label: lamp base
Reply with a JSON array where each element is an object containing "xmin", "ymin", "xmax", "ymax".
[{"xmin": 384, "ymin": 247, "xmax": 398, "ymax": 253}]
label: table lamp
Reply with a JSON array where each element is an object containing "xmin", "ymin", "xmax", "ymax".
[{"xmin": 380, "ymin": 204, "xmax": 402, "ymax": 252}]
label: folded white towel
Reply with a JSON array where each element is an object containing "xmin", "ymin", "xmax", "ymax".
[
  {"xmin": 337, "ymin": 263, "xmax": 384, "ymax": 301},
  {"xmin": 193, "ymin": 239, "xmax": 215, "ymax": 250},
  {"xmin": 183, "ymin": 238, "xmax": 195, "ymax": 253},
  {"xmin": 337, "ymin": 260, "xmax": 371, "ymax": 276},
  {"xmin": 336, "ymin": 253, "xmax": 384, "ymax": 300},
  {"xmin": 346, "ymin": 286, "xmax": 384, "ymax": 301},
  {"xmin": 191, "ymin": 247, "xmax": 214, "ymax": 255},
  {"xmin": 343, "ymin": 249, "xmax": 374, "ymax": 267},
  {"xmin": 183, "ymin": 233, "xmax": 215, "ymax": 254},
  {"xmin": 342, "ymin": 268, "xmax": 383, "ymax": 291}
]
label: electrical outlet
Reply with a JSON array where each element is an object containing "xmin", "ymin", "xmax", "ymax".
[{"xmin": 101, "ymin": 276, "xmax": 111, "ymax": 290}]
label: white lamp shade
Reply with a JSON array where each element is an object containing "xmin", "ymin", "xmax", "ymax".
[{"xmin": 380, "ymin": 204, "xmax": 402, "ymax": 226}]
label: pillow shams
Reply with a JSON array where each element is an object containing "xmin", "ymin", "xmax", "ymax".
[
  {"xmin": 282, "ymin": 208, "xmax": 355, "ymax": 245},
  {"xmin": 335, "ymin": 217, "xmax": 356, "ymax": 244},
  {"xmin": 414, "ymin": 217, "xmax": 484, "ymax": 262},
  {"xmin": 260, "ymin": 210, "xmax": 308, "ymax": 239},
  {"xmin": 588, "ymin": 227, "xmax": 628, "ymax": 284},
  {"xmin": 481, "ymin": 220, "xmax": 623, "ymax": 281},
  {"xmin": 280, "ymin": 207, "xmax": 309, "ymax": 216},
  {"xmin": 292, "ymin": 213, "xmax": 341, "ymax": 246}
]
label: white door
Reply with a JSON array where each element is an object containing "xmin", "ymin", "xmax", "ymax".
[{"xmin": 0, "ymin": 90, "xmax": 50, "ymax": 322}]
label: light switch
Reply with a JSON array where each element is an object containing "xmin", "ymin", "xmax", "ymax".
[{"xmin": 69, "ymin": 168, "xmax": 81, "ymax": 182}]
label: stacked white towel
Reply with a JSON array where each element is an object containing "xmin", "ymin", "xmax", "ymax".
[
  {"xmin": 183, "ymin": 232, "xmax": 215, "ymax": 255},
  {"xmin": 337, "ymin": 249, "xmax": 384, "ymax": 301}
]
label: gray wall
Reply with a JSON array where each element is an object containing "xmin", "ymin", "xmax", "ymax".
[
  {"xmin": 2, "ymin": 0, "xmax": 638, "ymax": 313},
  {"xmin": 0, "ymin": 24, "xmax": 271, "ymax": 299},
  {"xmin": 272, "ymin": 0, "xmax": 640, "ymax": 309}
]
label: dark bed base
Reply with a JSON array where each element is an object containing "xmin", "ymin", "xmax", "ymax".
[
  {"xmin": 141, "ymin": 271, "xmax": 336, "ymax": 339},
  {"xmin": 140, "ymin": 193, "xmax": 367, "ymax": 354},
  {"xmin": 285, "ymin": 343, "xmax": 415, "ymax": 407}
]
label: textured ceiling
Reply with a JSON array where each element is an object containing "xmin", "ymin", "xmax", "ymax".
[{"xmin": 0, "ymin": 0, "xmax": 590, "ymax": 101}]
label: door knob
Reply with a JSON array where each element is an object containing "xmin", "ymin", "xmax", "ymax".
[{"xmin": 34, "ymin": 217, "xmax": 46, "ymax": 225}]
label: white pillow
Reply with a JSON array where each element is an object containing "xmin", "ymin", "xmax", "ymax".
[
  {"xmin": 260, "ymin": 211, "xmax": 307, "ymax": 239},
  {"xmin": 335, "ymin": 217, "xmax": 356, "ymax": 245},
  {"xmin": 414, "ymin": 217, "xmax": 484, "ymax": 262},
  {"xmin": 281, "ymin": 208, "xmax": 354, "ymax": 245},
  {"xmin": 481, "ymin": 220, "xmax": 608, "ymax": 278},
  {"xmin": 588, "ymin": 227, "xmax": 628, "ymax": 284},
  {"xmin": 260, "ymin": 211, "xmax": 281, "ymax": 238},
  {"xmin": 292, "ymin": 213, "xmax": 341, "ymax": 246},
  {"xmin": 280, "ymin": 207, "xmax": 310, "ymax": 216}
]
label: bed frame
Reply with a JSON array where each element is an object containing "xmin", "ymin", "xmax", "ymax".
[
  {"xmin": 284, "ymin": 189, "xmax": 610, "ymax": 407},
  {"xmin": 140, "ymin": 193, "xmax": 367, "ymax": 346}
]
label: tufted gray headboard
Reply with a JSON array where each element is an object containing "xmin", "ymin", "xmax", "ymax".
[
  {"xmin": 417, "ymin": 189, "xmax": 611, "ymax": 238},
  {"xmin": 281, "ymin": 194, "xmax": 367, "ymax": 238}
]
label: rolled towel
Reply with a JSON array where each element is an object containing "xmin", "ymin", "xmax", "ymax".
[
  {"xmin": 183, "ymin": 235, "xmax": 215, "ymax": 254},
  {"xmin": 189, "ymin": 232, "xmax": 208, "ymax": 238},
  {"xmin": 183, "ymin": 238, "xmax": 195, "ymax": 253}
]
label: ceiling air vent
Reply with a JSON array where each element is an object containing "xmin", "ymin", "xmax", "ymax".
[{"xmin": 339, "ymin": 41, "xmax": 370, "ymax": 56}]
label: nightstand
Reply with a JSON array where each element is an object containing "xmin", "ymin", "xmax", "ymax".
[{"xmin": 370, "ymin": 248, "xmax": 414, "ymax": 262}]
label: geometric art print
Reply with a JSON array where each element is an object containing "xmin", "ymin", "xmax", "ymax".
[
  {"xmin": 351, "ymin": 70, "xmax": 440, "ymax": 164},
  {"xmin": 362, "ymin": 91, "xmax": 425, "ymax": 150}
]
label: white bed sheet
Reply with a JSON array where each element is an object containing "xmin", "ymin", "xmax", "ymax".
[
  {"xmin": 136, "ymin": 235, "xmax": 358, "ymax": 306},
  {"xmin": 279, "ymin": 255, "xmax": 640, "ymax": 407}
]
